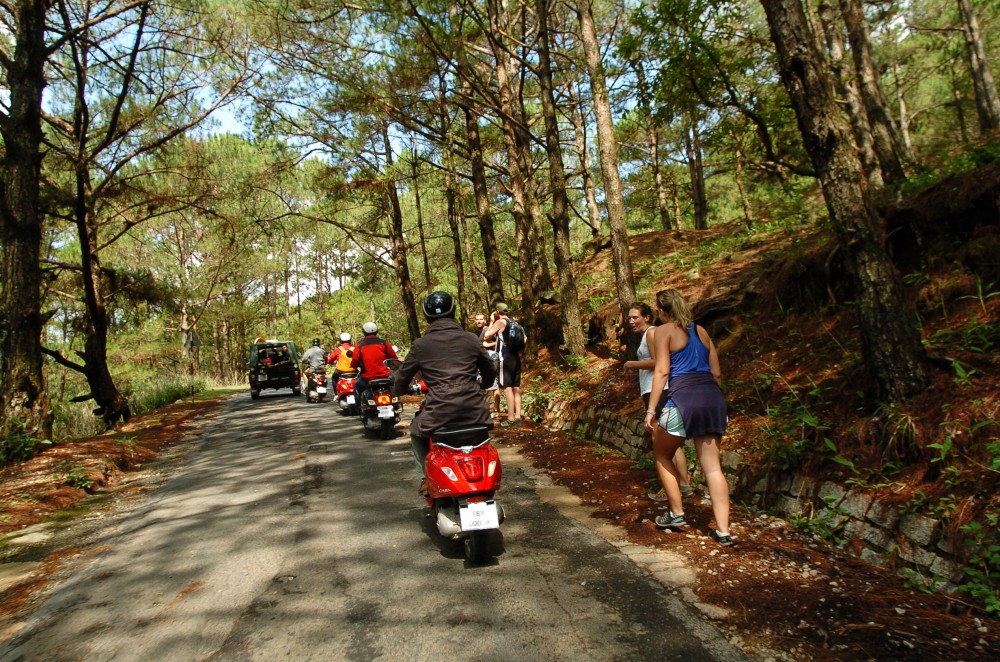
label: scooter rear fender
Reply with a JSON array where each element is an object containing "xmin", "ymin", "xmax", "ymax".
[{"xmin": 425, "ymin": 443, "xmax": 501, "ymax": 498}]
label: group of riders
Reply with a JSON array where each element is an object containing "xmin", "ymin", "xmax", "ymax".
[
  {"xmin": 298, "ymin": 292, "xmax": 505, "ymax": 490},
  {"xmin": 299, "ymin": 320, "xmax": 400, "ymax": 408}
]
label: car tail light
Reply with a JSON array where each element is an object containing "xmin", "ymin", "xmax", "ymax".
[
  {"xmin": 376, "ymin": 393, "xmax": 391, "ymax": 406},
  {"xmin": 456, "ymin": 457, "xmax": 484, "ymax": 482}
]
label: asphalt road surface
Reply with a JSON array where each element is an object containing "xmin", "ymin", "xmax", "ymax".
[{"xmin": 0, "ymin": 391, "xmax": 748, "ymax": 661}]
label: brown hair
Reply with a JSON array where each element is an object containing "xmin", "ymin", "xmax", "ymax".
[
  {"xmin": 628, "ymin": 301, "xmax": 654, "ymax": 321},
  {"xmin": 655, "ymin": 289, "xmax": 693, "ymax": 328}
]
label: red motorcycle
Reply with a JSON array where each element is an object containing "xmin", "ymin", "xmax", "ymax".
[
  {"xmin": 424, "ymin": 423, "xmax": 504, "ymax": 564},
  {"xmin": 335, "ymin": 371, "xmax": 359, "ymax": 415}
]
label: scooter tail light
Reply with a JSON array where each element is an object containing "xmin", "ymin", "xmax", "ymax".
[
  {"xmin": 442, "ymin": 467, "xmax": 458, "ymax": 482},
  {"xmin": 376, "ymin": 393, "xmax": 392, "ymax": 405},
  {"xmin": 487, "ymin": 460, "xmax": 498, "ymax": 477},
  {"xmin": 457, "ymin": 457, "xmax": 484, "ymax": 481}
]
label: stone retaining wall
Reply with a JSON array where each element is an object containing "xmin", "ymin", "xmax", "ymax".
[{"xmin": 530, "ymin": 395, "xmax": 967, "ymax": 592}]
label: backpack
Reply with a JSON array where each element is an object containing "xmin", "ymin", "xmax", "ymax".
[
  {"xmin": 335, "ymin": 346, "xmax": 355, "ymax": 372},
  {"xmin": 503, "ymin": 319, "xmax": 526, "ymax": 351}
]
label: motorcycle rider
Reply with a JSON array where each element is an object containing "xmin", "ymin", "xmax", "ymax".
[
  {"xmin": 351, "ymin": 322, "xmax": 398, "ymax": 411},
  {"xmin": 300, "ymin": 337, "xmax": 327, "ymax": 388},
  {"xmin": 392, "ymin": 291, "xmax": 497, "ymax": 494},
  {"xmin": 301, "ymin": 338, "xmax": 327, "ymax": 372},
  {"xmin": 326, "ymin": 332, "xmax": 355, "ymax": 381}
]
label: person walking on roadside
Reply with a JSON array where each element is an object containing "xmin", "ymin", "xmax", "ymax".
[
  {"xmin": 622, "ymin": 302, "xmax": 693, "ymax": 500},
  {"xmin": 645, "ymin": 289, "xmax": 734, "ymax": 547},
  {"xmin": 482, "ymin": 302, "xmax": 522, "ymax": 427},
  {"xmin": 475, "ymin": 312, "xmax": 502, "ymax": 419}
]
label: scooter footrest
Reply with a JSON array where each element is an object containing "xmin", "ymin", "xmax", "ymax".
[{"xmin": 433, "ymin": 425, "xmax": 491, "ymax": 448}]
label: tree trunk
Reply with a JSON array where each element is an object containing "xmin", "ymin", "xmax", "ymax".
[
  {"xmin": 957, "ymin": 0, "xmax": 1000, "ymax": 133},
  {"xmin": 381, "ymin": 124, "xmax": 421, "ymax": 342},
  {"xmin": 685, "ymin": 119, "xmax": 708, "ymax": 230},
  {"xmin": 950, "ymin": 67, "xmax": 971, "ymax": 143},
  {"xmin": 438, "ymin": 73, "xmax": 467, "ymax": 320},
  {"xmin": 75, "ymin": 203, "xmax": 132, "ymax": 426},
  {"xmin": 575, "ymin": 0, "xmax": 636, "ymax": 322},
  {"xmin": 0, "ymin": 0, "xmax": 53, "ymax": 442},
  {"xmin": 892, "ymin": 61, "xmax": 913, "ymax": 156},
  {"xmin": 733, "ymin": 136, "xmax": 754, "ymax": 231},
  {"xmin": 411, "ymin": 134, "xmax": 431, "ymax": 290},
  {"xmin": 568, "ymin": 89, "xmax": 603, "ymax": 237},
  {"xmin": 817, "ymin": 0, "xmax": 883, "ymax": 191},
  {"xmin": 535, "ymin": 0, "xmax": 586, "ymax": 358},
  {"xmin": 839, "ymin": 0, "xmax": 909, "ymax": 185},
  {"xmin": 487, "ymin": 0, "xmax": 541, "ymax": 334},
  {"xmin": 459, "ymin": 92, "xmax": 505, "ymax": 308},
  {"xmin": 632, "ymin": 62, "xmax": 672, "ymax": 232},
  {"xmin": 759, "ymin": 0, "xmax": 929, "ymax": 403},
  {"xmin": 512, "ymin": 3, "xmax": 553, "ymax": 298}
]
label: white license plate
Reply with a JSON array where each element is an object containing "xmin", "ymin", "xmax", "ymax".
[
  {"xmin": 459, "ymin": 501, "xmax": 499, "ymax": 531},
  {"xmin": 258, "ymin": 373, "xmax": 268, "ymax": 381},
  {"xmin": 316, "ymin": 386, "xmax": 327, "ymax": 394},
  {"xmin": 346, "ymin": 395, "xmax": 355, "ymax": 404},
  {"xmin": 377, "ymin": 405, "xmax": 395, "ymax": 419}
]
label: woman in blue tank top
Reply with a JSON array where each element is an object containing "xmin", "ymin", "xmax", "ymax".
[{"xmin": 644, "ymin": 289, "xmax": 733, "ymax": 547}]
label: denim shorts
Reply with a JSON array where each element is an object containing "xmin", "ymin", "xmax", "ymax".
[{"xmin": 657, "ymin": 406, "xmax": 686, "ymax": 437}]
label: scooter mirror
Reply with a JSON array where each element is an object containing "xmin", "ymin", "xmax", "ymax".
[{"xmin": 384, "ymin": 358, "xmax": 402, "ymax": 371}]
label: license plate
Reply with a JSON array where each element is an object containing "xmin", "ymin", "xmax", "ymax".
[
  {"xmin": 377, "ymin": 405, "xmax": 395, "ymax": 419},
  {"xmin": 316, "ymin": 386, "xmax": 326, "ymax": 394},
  {"xmin": 346, "ymin": 395, "xmax": 355, "ymax": 404},
  {"xmin": 459, "ymin": 501, "xmax": 499, "ymax": 531},
  {"xmin": 258, "ymin": 373, "xmax": 268, "ymax": 381}
]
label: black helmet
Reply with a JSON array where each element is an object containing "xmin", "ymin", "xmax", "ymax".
[
  {"xmin": 312, "ymin": 338, "xmax": 321, "ymax": 346},
  {"xmin": 423, "ymin": 291, "xmax": 455, "ymax": 321}
]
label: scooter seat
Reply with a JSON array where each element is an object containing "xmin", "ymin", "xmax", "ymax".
[
  {"xmin": 367, "ymin": 377, "xmax": 392, "ymax": 388},
  {"xmin": 338, "ymin": 371, "xmax": 358, "ymax": 378},
  {"xmin": 432, "ymin": 424, "xmax": 491, "ymax": 447}
]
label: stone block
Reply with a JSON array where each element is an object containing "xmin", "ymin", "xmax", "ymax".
[
  {"xmin": 839, "ymin": 490, "xmax": 873, "ymax": 519},
  {"xmin": 929, "ymin": 555, "xmax": 965, "ymax": 583},
  {"xmin": 859, "ymin": 547, "xmax": 885, "ymax": 566},
  {"xmin": 752, "ymin": 478, "xmax": 769, "ymax": 494},
  {"xmin": 937, "ymin": 535, "xmax": 958, "ymax": 555},
  {"xmin": 790, "ymin": 475, "xmax": 816, "ymax": 498},
  {"xmin": 843, "ymin": 519, "xmax": 865, "ymax": 540},
  {"xmin": 899, "ymin": 513, "xmax": 938, "ymax": 546},
  {"xmin": 866, "ymin": 500, "xmax": 899, "ymax": 529},
  {"xmin": 897, "ymin": 538, "xmax": 938, "ymax": 567},
  {"xmin": 817, "ymin": 482, "xmax": 847, "ymax": 506},
  {"xmin": 721, "ymin": 450, "xmax": 741, "ymax": 471},
  {"xmin": 775, "ymin": 474, "xmax": 793, "ymax": 492},
  {"xmin": 816, "ymin": 507, "xmax": 847, "ymax": 531},
  {"xmin": 776, "ymin": 495, "xmax": 805, "ymax": 516},
  {"xmin": 858, "ymin": 522, "xmax": 891, "ymax": 550}
]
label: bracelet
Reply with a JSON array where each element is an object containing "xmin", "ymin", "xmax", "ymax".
[{"xmin": 646, "ymin": 410, "xmax": 656, "ymax": 416}]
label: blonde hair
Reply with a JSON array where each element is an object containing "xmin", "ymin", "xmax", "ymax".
[{"xmin": 655, "ymin": 289, "xmax": 693, "ymax": 328}]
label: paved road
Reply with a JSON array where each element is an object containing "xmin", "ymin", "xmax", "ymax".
[{"xmin": 0, "ymin": 392, "xmax": 747, "ymax": 661}]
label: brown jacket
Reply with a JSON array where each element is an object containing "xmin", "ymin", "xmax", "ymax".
[{"xmin": 392, "ymin": 318, "xmax": 496, "ymax": 438}]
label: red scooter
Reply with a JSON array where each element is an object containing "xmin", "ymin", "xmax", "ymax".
[
  {"xmin": 335, "ymin": 371, "xmax": 359, "ymax": 415},
  {"xmin": 424, "ymin": 422, "xmax": 504, "ymax": 564}
]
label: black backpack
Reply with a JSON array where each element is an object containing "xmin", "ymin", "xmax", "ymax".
[{"xmin": 503, "ymin": 319, "xmax": 526, "ymax": 351}]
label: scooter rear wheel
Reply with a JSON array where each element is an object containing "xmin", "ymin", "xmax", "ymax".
[
  {"xmin": 465, "ymin": 530, "xmax": 490, "ymax": 565},
  {"xmin": 379, "ymin": 419, "xmax": 393, "ymax": 439}
]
